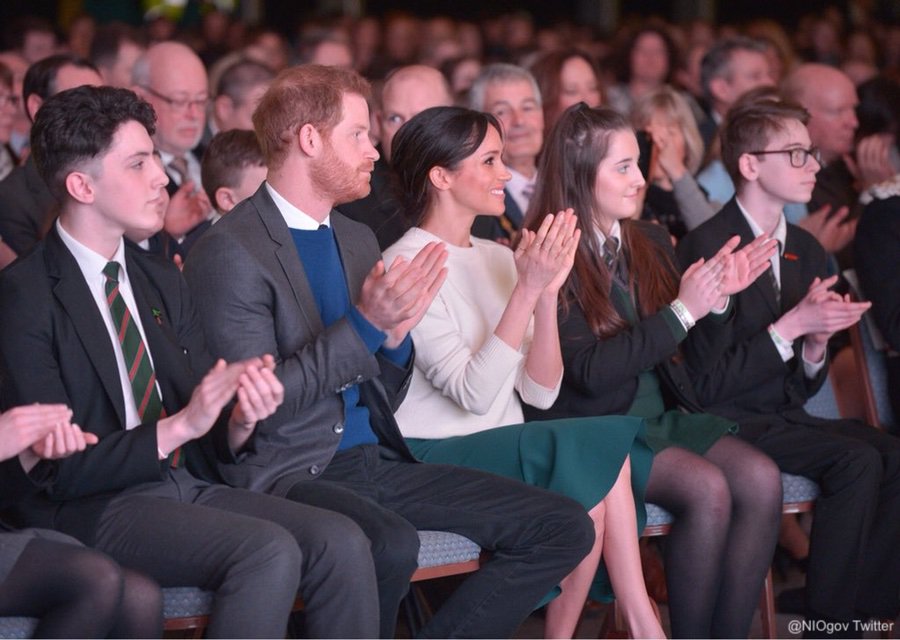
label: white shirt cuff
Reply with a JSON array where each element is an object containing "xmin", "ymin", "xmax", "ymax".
[
  {"xmin": 768, "ymin": 324, "xmax": 794, "ymax": 362},
  {"xmin": 801, "ymin": 341, "xmax": 827, "ymax": 378}
]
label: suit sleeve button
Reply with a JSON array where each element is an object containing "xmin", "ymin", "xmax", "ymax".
[
  {"xmin": 333, "ymin": 423, "xmax": 344, "ymax": 434},
  {"xmin": 309, "ymin": 465, "xmax": 320, "ymax": 475}
]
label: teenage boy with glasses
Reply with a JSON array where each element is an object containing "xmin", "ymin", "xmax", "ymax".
[{"xmin": 678, "ymin": 98, "xmax": 900, "ymax": 637}]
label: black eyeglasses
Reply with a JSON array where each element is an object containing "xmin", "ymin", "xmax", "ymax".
[
  {"xmin": 747, "ymin": 147, "xmax": 821, "ymax": 168},
  {"xmin": 139, "ymin": 85, "xmax": 210, "ymax": 112}
]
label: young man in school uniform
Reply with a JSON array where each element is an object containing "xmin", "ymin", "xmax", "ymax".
[
  {"xmin": 0, "ymin": 85, "xmax": 382, "ymax": 638},
  {"xmin": 678, "ymin": 98, "xmax": 900, "ymax": 635}
]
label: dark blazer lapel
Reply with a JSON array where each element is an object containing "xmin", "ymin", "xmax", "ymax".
[
  {"xmin": 332, "ymin": 212, "xmax": 368, "ymax": 302},
  {"xmin": 252, "ymin": 187, "xmax": 324, "ymax": 335},
  {"xmin": 45, "ymin": 229, "xmax": 126, "ymax": 426},
  {"xmin": 779, "ymin": 228, "xmax": 806, "ymax": 312},
  {"xmin": 721, "ymin": 202, "xmax": 780, "ymax": 317}
]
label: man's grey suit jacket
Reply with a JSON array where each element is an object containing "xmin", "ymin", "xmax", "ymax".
[{"xmin": 184, "ymin": 185, "xmax": 416, "ymax": 495}]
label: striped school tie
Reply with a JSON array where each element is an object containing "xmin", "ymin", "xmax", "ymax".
[{"xmin": 103, "ymin": 262, "xmax": 181, "ymax": 466}]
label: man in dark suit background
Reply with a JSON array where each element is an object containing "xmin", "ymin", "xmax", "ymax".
[
  {"xmin": 696, "ymin": 37, "xmax": 772, "ymax": 153},
  {"xmin": 0, "ymin": 54, "xmax": 101, "ymax": 259},
  {"xmin": 0, "ymin": 85, "xmax": 382, "ymax": 638},
  {"xmin": 678, "ymin": 98, "xmax": 900, "ymax": 633},
  {"xmin": 468, "ymin": 63, "xmax": 543, "ymax": 243},
  {"xmin": 184, "ymin": 63, "xmax": 594, "ymax": 639},
  {"xmin": 336, "ymin": 64, "xmax": 451, "ymax": 250}
]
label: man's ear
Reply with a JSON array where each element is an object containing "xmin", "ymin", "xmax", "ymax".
[
  {"xmin": 214, "ymin": 186, "xmax": 237, "ymax": 213},
  {"xmin": 738, "ymin": 152, "xmax": 759, "ymax": 183},
  {"xmin": 213, "ymin": 95, "xmax": 233, "ymax": 130},
  {"xmin": 297, "ymin": 123, "xmax": 322, "ymax": 157},
  {"xmin": 65, "ymin": 171, "xmax": 95, "ymax": 204},
  {"xmin": 428, "ymin": 165, "xmax": 453, "ymax": 191},
  {"xmin": 25, "ymin": 94, "xmax": 42, "ymax": 123}
]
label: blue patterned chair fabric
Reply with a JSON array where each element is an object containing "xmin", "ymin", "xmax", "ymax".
[
  {"xmin": 415, "ymin": 530, "xmax": 481, "ymax": 568},
  {"xmin": 0, "ymin": 618, "xmax": 36, "ymax": 640},
  {"xmin": 781, "ymin": 472, "xmax": 820, "ymax": 503}
]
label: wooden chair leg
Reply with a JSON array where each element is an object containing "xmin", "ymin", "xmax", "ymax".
[
  {"xmin": 596, "ymin": 601, "xmax": 628, "ymax": 639},
  {"xmin": 758, "ymin": 568, "xmax": 777, "ymax": 639}
]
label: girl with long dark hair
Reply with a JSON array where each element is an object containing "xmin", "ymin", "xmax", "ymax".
[{"xmin": 525, "ymin": 103, "xmax": 783, "ymax": 638}]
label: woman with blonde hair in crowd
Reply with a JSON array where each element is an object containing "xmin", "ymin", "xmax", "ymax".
[{"xmin": 630, "ymin": 84, "xmax": 717, "ymax": 238}]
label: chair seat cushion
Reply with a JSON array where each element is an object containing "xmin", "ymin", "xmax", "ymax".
[{"xmin": 415, "ymin": 530, "xmax": 481, "ymax": 568}]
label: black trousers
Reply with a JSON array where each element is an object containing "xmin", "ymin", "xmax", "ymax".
[
  {"xmin": 738, "ymin": 413, "xmax": 900, "ymax": 621},
  {"xmin": 280, "ymin": 444, "xmax": 594, "ymax": 639},
  {"xmin": 93, "ymin": 468, "xmax": 380, "ymax": 639}
]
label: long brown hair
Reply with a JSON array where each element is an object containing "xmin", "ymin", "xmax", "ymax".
[
  {"xmin": 528, "ymin": 49, "xmax": 601, "ymax": 131},
  {"xmin": 525, "ymin": 104, "xmax": 678, "ymax": 337}
]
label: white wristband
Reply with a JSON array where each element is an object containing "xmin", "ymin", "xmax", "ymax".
[{"xmin": 669, "ymin": 299, "xmax": 696, "ymax": 331}]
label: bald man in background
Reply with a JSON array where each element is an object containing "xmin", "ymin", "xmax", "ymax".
[
  {"xmin": 335, "ymin": 64, "xmax": 453, "ymax": 249},
  {"xmin": 781, "ymin": 64, "xmax": 894, "ymax": 262},
  {"xmin": 133, "ymin": 42, "xmax": 213, "ymax": 259}
]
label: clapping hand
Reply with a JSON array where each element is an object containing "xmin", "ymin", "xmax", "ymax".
[
  {"xmin": 718, "ymin": 234, "xmax": 778, "ymax": 297},
  {"xmin": 514, "ymin": 209, "xmax": 580, "ymax": 296},
  {"xmin": 0, "ymin": 404, "xmax": 98, "ymax": 472},
  {"xmin": 164, "ymin": 181, "xmax": 212, "ymax": 238},
  {"xmin": 358, "ymin": 242, "xmax": 449, "ymax": 349},
  {"xmin": 797, "ymin": 205, "xmax": 856, "ymax": 255},
  {"xmin": 772, "ymin": 275, "xmax": 871, "ymax": 362}
]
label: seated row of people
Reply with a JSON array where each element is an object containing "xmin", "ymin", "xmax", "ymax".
[
  {"xmin": 0, "ymin": 74, "xmax": 595, "ymax": 639},
  {"xmin": 1, "ymin": 61, "xmax": 898, "ymax": 639}
]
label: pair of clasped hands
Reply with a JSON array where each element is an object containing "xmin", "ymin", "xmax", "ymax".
[
  {"xmin": 356, "ymin": 210, "xmax": 582, "ymax": 349},
  {"xmin": 676, "ymin": 235, "xmax": 870, "ymax": 361},
  {"xmin": 5, "ymin": 356, "xmax": 286, "ymax": 468}
]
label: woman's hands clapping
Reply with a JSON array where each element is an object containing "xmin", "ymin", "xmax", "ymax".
[{"xmin": 514, "ymin": 209, "xmax": 580, "ymax": 297}]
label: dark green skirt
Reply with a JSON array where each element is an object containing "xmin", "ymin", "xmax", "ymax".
[
  {"xmin": 406, "ymin": 415, "xmax": 652, "ymax": 603},
  {"xmin": 628, "ymin": 370, "xmax": 736, "ymax": 454}
]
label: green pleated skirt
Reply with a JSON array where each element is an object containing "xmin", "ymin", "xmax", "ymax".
[{"xmin": 406, "ymin": 415, "xmax": 652, "ymax": 603}]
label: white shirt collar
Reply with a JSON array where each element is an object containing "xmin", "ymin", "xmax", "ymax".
[
  {"xmin": 593, "ymin": 219, "xmax": 623, "ymax": 251},
  {"xmin": 505, "ymin": 167, "xmax": 536, "ymax": 214},
  {"xmin": 735, "ymin": 197, "xmax": 786, "ymax": 250},
  {"xmin": 265, "ymin": 182, "xmax": 330, "ymax": 231},
  {"xmin": 56, "ymin": 218, "xmax": 127, "ymax": 279}
]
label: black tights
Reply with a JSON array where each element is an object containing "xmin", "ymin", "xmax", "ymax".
[
  {"xmin": 0, "ymin": 538, "xmax": 162, "ymax": 638},
  {"xmin": 645, "ymin": 436, "xmax": 782, "ymax": 638}
]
